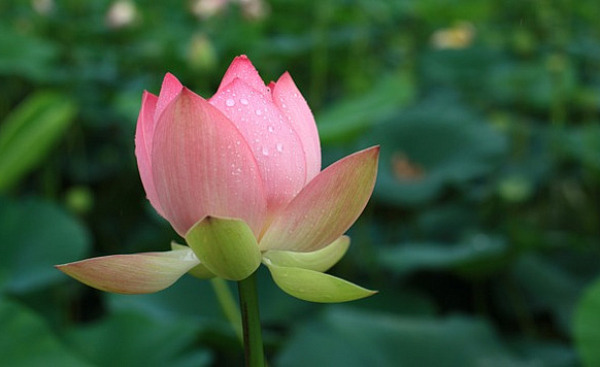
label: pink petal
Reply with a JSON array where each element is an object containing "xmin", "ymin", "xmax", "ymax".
[
  {"xmin": 215, "ymin": 55, "xmax": 270, "ymax": 97},
  {"xmin": 55, "ymin": 248, "xmax": 200, "ymax": 294},
  {"xmin": 135, "ymin": 91, "xmax": 165, "ymax": 216},
  {"xmin": 210, "ymin": 78, "xmax": 307, "ymax": 215},
  {"xmin": 154, "ymin": 73, "xmax": 183, "ymax": 122},
  {"xmin": 152, "ymin": 88, "xmax": 267, "ymax": 237},
  {"xmin": 259, "ymin": 146, "xmax": 379, "ymax": 252},
  {"xmin": 272, "ymin": 72, "xmax": 321, "ymax": 181}
]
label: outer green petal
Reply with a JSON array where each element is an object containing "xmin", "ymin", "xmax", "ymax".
[
  {"xmin": 262, "ymin": 236, "xmax": 350, "ymax": 272},
  {"xmin": 265, "ymin": 262, "xmax": 376, "ymax": 303},
  {"xmin": 171, "ymin": 242, "xmax": 215, "ymax": 279},
  {"xmin": 185, "ymin": 216, "xmax": 261, "ymax": 281},
  {"xmin": 55, "ymin": 248, "xmax": 200, "ymax": 294}
]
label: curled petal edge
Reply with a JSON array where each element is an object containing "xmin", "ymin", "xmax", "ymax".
[
  {"xmin": 260, "ymin": 146, "xmax": 379, "ymax": 252},
  {"xmin": 262, "ymin": 235, "xmax": 350, "ymax": 272},
  {"xmin": 55, "ymin": 247, "xmax": 200, "ymax": 294},
  {"xmin": 171, "ymin": 242, "xmax": 215, "ymax": 279}
]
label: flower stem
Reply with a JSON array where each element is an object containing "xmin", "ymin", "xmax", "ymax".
[
  {"xmin": 210, "ymin": 278, "xmax": 243, "ymax": 343},
  {"xmin": 237, "ymin": 271, "xmax": 265, "ymax": 367}
]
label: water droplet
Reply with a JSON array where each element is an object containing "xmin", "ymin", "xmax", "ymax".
[
  {"xmin": 236, "ymin": 140, "xmax": 241, "ymax": 145},
  {"xmin": 255, "ymin": 109, "xmax": 262, "ymax": 116},
  {"xmin": 276, "ymin": 143, "xmax": 284, "ymax": 152},
  {"xmin": 281, "ymin": 103, "xmax": 287, "ymax": 109},
  {"xmin": 268, "ymin": 126, "xmax": 274, "ymax": 133},
  {"xmin": 240, "ymin": 98, "xmax": 249, "ymax": 105},
  {"xmin": 226, "ymin": 99, "xmax": 235, "ymax": 107},
  {"xmin": 262, "ymin": 147, "xmax": 269, "ymax": 156}
]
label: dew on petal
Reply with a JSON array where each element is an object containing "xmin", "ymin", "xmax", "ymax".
[
  {"xmin": 276, "ymin": 143, "xmax": 284, "ymax": 152},
  {"xmin": 240, "ymin": 98, "xmax": 249, "ymax": 105},
  {"xmin": 262, "ymin": 146, "xmax": 270, "ymax": 156},
  {"xmin": 226, "ymin": 98, "xmax": 235, "ymax": 107},
  {"xmin": 255, "ymin": 109, "xmax": 263, "ymax": 116},
  {"xmin": 268, "ymin": 125, "xmax": 274, "ymax": 133}
]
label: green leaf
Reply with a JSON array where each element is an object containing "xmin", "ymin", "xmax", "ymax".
[
  {"xmin": 0, "ymin": 92, "xmax": 76, "ymax": 193},
  {"xmin": 265, "ymin": 262, "xmax": 375, "ymax": 303},
  {"xmin": 107, "ymin": 275, "xmax": 240, "ymax": 343},
  {"xmin": 263, "ymin": 235, "xmax": 349, "ymax": 272},
  {"xmin": 107, "ymin": 274, "xmax": 225, "ymax": 326},
  {"xmin": 574, "ymin": 277, "xmax": 600, "ymax": 367},
  {"xmin": 0, "ymin": 26, "xmax": 58, "ymax": 80},
  {"xmin": 377, "ymin": 234, "xmax": 507, "ymax": 277},
  {"xmin": 276, "ymin": 308, "xmax": 531, "ymax": 367},
  {"xmin": 66, "ymin": 311, "xmax": 212, "ymax": 367},
  {"xmin": 510, "ymin": 254, "xmax": 583, "ymax": 334},
  {"xmin": 0, "ymin": 299, "xmax": 90, "ymax": 367},
  {"xmin": 317, "ymin": 72, "xmax": 415, "ymax": 144},
  {"xmin": 185, "ymin": 216, "xmax": 261, "ymax": 281},
  {"xmin": 0, "ymin": 198, "xmax": 90, "ymax": 293},
  {"xmin": 510, "ymin": 338, "xmax": 576, "ymax": 367},
  {"xmin": 367, "ymin": 106, "xmax": 506, "ymax": 206}
]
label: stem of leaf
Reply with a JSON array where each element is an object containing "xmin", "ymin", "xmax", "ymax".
[
  {"xmin": 210, "ymin": 278, "xmax": 243, "ymax": 343},
  {"xmin": 237, "ymin": 271, "xmax": 265, "ymax": 367}
]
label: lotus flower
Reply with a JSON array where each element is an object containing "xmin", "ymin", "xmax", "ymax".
[{"xmin": 57, "ymin": 55, "xmax": 379, "ymax": 302}]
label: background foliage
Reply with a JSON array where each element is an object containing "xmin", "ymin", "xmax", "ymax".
[{"xmin": 1, "ymin": 0, "xmax": 599, "ymax": 365}]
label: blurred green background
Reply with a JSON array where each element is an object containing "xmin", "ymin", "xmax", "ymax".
[{"xmin": 1, "ymin": 0, "xmax": 600, "ymax": 366}]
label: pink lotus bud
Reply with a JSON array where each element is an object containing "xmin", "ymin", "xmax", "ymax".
[
  {"xmin": 136, "ymin": 55, "xmax": 325, "ymax": 237},
  {"xmin": 59, "ymin": 56, "xmax": 379, "ymax": 302}
]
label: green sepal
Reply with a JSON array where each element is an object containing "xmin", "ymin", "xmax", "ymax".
[
  {"xmin": 185, "ymin": 216, "xmax": 261, "ymax": 281},
  {"xmin": 264, "ymin": 261, "xmax": 376, "ymax": 303},
  {"xmin": 263, "ymin": 235, "xmax": 350, "ymax": 272},
  {"xmin": 171, "ymin": 242, "xmax": 215, "ymax": 279}
]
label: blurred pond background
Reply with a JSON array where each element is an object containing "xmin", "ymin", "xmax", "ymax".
[{"xmin": 1, "ymin": 0, "xmax": 600, "ymax": 366}]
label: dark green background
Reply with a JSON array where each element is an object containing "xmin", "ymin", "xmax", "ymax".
[{"xmin": 1, "ymin": 0, "xmax": 599, "ymax": 365}]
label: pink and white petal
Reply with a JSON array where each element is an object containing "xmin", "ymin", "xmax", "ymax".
[
  {"xmin": 135, "ymin": 91, "xmax": 165, "ymax": 216},
  {"xmin": 154, "ymin": 73, "xmax": 183, "ymax": 122},
  {"xmin": 171, "ymin": 242, "xmax": 215, "ymax": 279},
  {"xmin": 55, "ymin": 248, "xmax": 200, "ymax": 294},
  {"xmin": 210, "ymin": 78, "xmax": 307, "ymax": 214},
  {"xmin": 215, "ymin": 55, "xmax": 270, "ymax": 97},
  {"xmin": 259, "ymin": 146, "xmax": 379, "ymax": 252},
  {"xmin": 152, "ymin": 88, "xmax": 267, "ymax": 237},
  {"xmin": 272, "ymin": 72, "xmax": 321, "ymax": 181}
]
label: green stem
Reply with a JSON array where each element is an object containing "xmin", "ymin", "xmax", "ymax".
[
  {"xmin": 237, "ymin": 271, "xmax": 265, "ymax": 367},
  {"xmin": 210, "ymin": 278, "xmax": 243, "ymax": 343}
]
